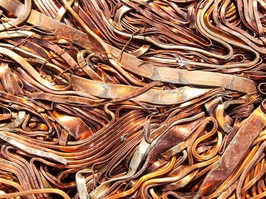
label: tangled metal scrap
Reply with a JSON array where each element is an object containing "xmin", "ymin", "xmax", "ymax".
[{"xmin": 0, "ymin": 0, "xmax": 265, "ymax": 198}]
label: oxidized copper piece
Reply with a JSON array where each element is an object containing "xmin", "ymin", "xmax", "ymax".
[{"xmin": 0, "ymin": 0, "xmax": 264, "ymax": 199}]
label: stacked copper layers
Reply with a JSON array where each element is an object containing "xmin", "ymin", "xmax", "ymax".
[{"xmin": 0, "ymin": 0, "xmax": 265, "ymax": 198}]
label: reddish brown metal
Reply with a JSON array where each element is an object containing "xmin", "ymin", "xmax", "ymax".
[{"xmin": 0, "ymin": 0, "xmax": 264, "ymax": 198}]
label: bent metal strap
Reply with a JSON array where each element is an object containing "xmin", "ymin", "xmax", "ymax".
[
  {"xmin": 198, "ymin": 100, "xmax": 266, "ymax": 198},
  {"xmin": 0, "ymin": 0, "xmax": 257, "ymax": 94},
  {"xmin": 0, "ymin": 0, "xmax": 264, "ymax": 199}
]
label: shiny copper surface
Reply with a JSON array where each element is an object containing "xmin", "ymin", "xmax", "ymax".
[{"xmin": 0, "ymin": 0, "xmax": 264, "ymax": 198}]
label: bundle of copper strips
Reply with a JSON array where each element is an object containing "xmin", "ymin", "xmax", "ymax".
[{"xmin": 0, "ymin": 0, "xmax": 265, "ymax": 198}]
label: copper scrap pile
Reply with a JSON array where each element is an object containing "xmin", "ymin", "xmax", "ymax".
[{"xmin": 0, "ymin": 0, "xmax": 265, "ymax": 198}]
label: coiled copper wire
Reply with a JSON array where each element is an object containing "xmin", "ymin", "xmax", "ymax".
[{"xmin": 0, "ymin": 0, "xmax": 264, "ymax": 199}]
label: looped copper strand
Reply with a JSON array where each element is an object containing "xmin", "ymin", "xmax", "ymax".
[{"xmin": 0, "ymin": 0, "xmax": 264, "ymax": 199}]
